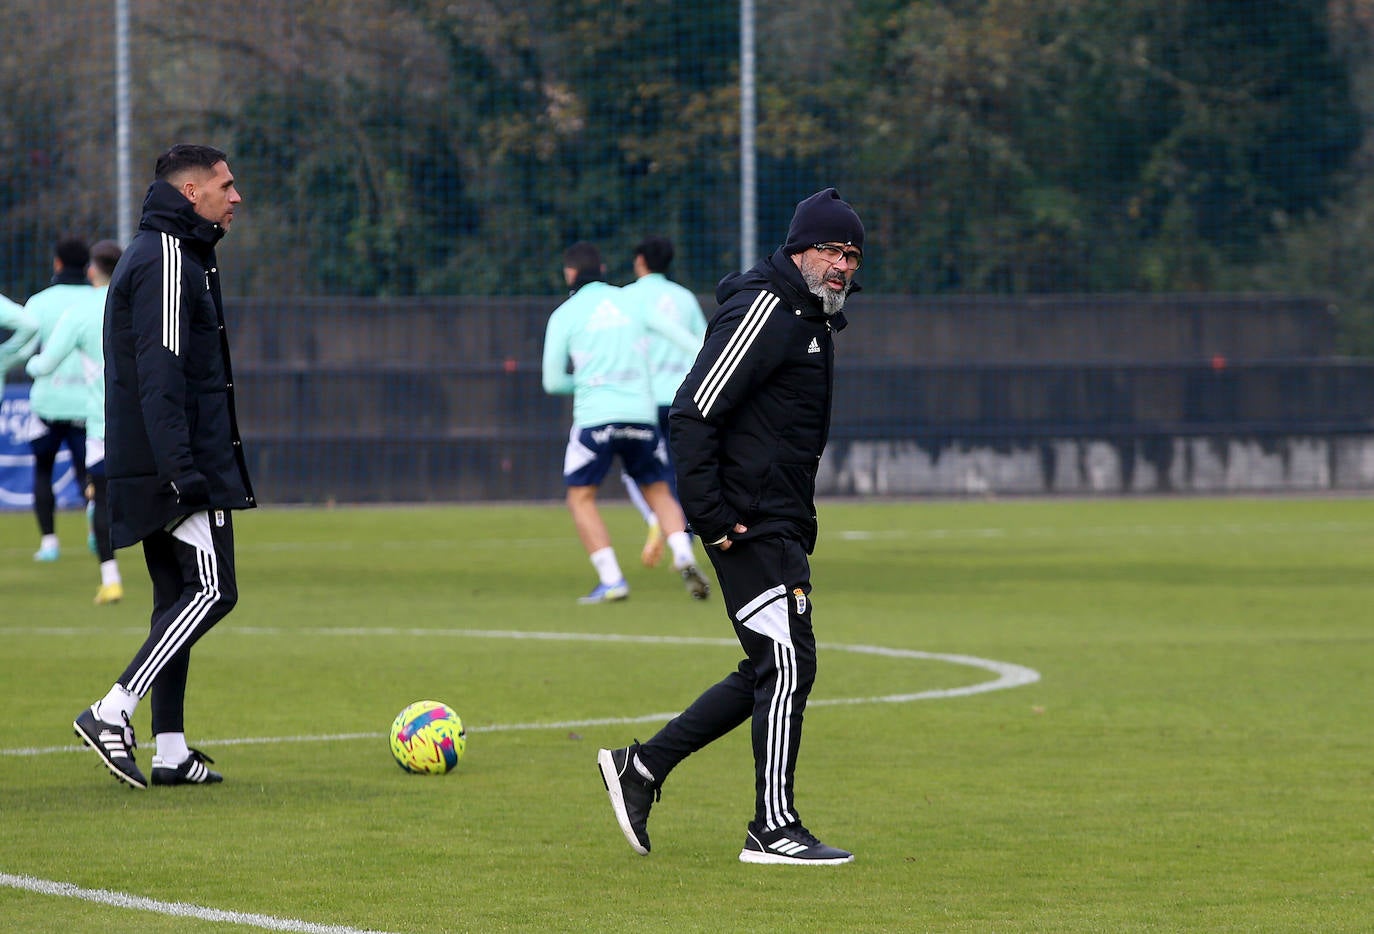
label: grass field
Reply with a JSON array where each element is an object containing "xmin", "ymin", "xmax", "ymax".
[{"xmin": 1, "ymin": 496, "xmax": 1371, "ymax": 932}]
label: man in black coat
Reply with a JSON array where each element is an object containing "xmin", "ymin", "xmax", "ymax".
[
  {"xmin": 74, "ymin": 143, "xmax": 255, "ymax": 790},
  {"xmin": 598, "ymin": 188, "xmax": 865, "ymax": 864}
]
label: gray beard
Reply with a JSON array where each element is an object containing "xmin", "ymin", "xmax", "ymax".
[{"xmin": 801, "ymin": 265, "xmax": 850, "ymax": 316}]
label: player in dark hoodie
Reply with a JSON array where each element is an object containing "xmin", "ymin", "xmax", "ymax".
[
  {"xmin": 74, "ymin": 144, "xmax": 254, "ymax": 790},
  {"xmin": 599, "ymin": 188, "xmax": 865, "ymax": 865}
]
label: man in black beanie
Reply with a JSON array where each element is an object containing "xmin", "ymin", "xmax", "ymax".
[{"xmin": 597, "ymin": 188, "xmax": 864, "ymax": 865}]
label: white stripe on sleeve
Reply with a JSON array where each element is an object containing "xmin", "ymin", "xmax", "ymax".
[
  {"xmin": 160, "ymin": 233, "xmax": 182, "ymax": 355},
  {"xmin": 692, "ymin": 291, "xmax": 777, "ymax": 417}
]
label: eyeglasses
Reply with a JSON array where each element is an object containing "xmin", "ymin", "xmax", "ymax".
[{"xmin": 812, "ymin": 243, "xmax": 863, "ymax": 269}]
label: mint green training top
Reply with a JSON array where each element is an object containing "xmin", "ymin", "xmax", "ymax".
[
  {"xmin": 620, "ymin": 272, "xmax": 708, "ymax": 406},
  {"xmin": 0, "ymin": 293, "xmax": 38, "ymax": 400},
  {"xmin": 25, "ymin": 286, "xmax": 107, "ymax": 441},
  {"xmin": 542, "ymin": 281, "xmax": 657, "ymax": 429},
  {"xmin": 19, "ymin": 283, "xmax": 93, "ymax": 421}
]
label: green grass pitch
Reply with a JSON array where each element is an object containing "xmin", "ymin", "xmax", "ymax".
[{"xmin": 1, "ymin": 496, "xmax": 1371, "ymax": 932}]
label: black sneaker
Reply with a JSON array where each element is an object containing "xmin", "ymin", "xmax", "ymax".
[
  {"xmin": 680, "ymin": 565, "xmax": 710, "ymax": 600},
  {"xmin": 152, "ymin": 748, "xmax": 223, "ymax": 786},
  {"xmin": 596, "ymin": 743, "xmax": 660, "ymax": 855},
  {"xmin": 739, "ymin": 823, "xmax": 854, "ymax": 865},
  {"xmin": 73, "ymin": 706, "xmax": 147, "ymax": 790}
]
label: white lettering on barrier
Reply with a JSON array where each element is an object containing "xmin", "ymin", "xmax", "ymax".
[{"xmin": 820, "ymin": 435, "xmax": 1374, "ymax": 496}]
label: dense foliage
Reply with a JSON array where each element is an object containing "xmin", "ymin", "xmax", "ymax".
[{"xmin": 3, "ymin": 0, "xmax": 1373, "ymax": 344}]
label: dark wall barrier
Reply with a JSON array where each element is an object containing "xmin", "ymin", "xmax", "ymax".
[
  {"xmin": 231, "ymin": 293, "xmax": 1336, "ymax": 366},
  {"xmin": 833, "ymin": 360, "xmax": 1374, "ymax": 439},
  {"xmin": 226, "ymin": 294, "xmax": 1365, "ymax": 502}
]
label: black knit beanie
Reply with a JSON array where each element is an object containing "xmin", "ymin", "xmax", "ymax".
[{"xmin": 783, "ymin": 188, "xmax": 864, "ymax": 255}]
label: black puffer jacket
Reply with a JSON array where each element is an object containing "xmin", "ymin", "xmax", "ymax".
[
  {"xmin": 669, "ymin": 249, "xmax": 852, "ymax": 553},
  {"xmin": 103, "ymin": 180, "xmax": 255, "ymax": 548}
]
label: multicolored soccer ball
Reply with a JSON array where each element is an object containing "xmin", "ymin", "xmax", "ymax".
[{"xmin": 389, "ymin": 700, "xmax": 466, "ymax": 774}]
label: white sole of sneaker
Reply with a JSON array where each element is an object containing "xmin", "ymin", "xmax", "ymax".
[
  {"xmin": 597, "ymin": 749, "xmax": 649, "ymax": 856},
  {"xmin": 739, "ymin": 849, "xmax": 855, "ymax": 865}
]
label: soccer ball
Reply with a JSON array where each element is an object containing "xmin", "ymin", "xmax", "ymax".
[{"xmin": 389, "ymin": 700, "xmax": 466, "ymax": 774}]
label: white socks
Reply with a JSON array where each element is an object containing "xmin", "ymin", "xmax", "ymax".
[
  {"xmin": 667, "ymin": 531, "xmax": 697, "ymax": 570},
  {"xmin": 94, "ymin": 686, "xmax": 192, "ymax": 765},
  {"xmin": 155, "ymin": 732, "xmax": 189, "ymax": 765},
  {"xmin": 100, "ymin": 560, "xmax": 121, "ymax": 586},
  {"xmin": 590, "ymin": 546, "xmax": 625, "ymax": 585},
  {"xmin": 94, "ymin": 684, "xmax": 137, "ymax": 725}
]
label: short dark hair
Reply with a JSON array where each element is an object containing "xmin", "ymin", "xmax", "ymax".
[
  {"xmin": 155, "ymin": 143, "xmax": 228, "ymax": 181},
  {"xmin": 634, "ymin": 236, "xmax": 674, "ymax": 274},
  {"xmin": 562, "ymin": 241, "xmax": 603, "ymax": 279},
  {"xmin": 89, "ymin": 239, "xmax": 123, "ymax": 277},
  {"xmin": 54, "ymin": 237, "xmax": 89, "ymax": 270}
]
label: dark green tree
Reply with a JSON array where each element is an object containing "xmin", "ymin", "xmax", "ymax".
[{"xmin": 838, "ymin": 0, "xmax": 1360, "ymax": 294}]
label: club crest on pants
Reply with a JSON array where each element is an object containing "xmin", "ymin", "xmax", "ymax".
[{"xmin": 793, "ymin": 588, "xmax": 807, "ymax": 615}]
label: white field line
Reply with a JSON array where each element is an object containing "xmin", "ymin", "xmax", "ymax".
[
  {"xmin": 1, "ymin": 628, "xmax": 1037, "ymax": 930},
  {"xmin": 0, "ymin": 628, "xmax": 1040, "ymax": 758},
  {"xmin": 0, "ymin": 872, "xmax": 397, "ymax": 934}
]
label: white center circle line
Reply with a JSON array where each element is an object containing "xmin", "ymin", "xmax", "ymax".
[{"xmin": 0, "ymin": 627, "xmax": 1039, "ymax": 758}]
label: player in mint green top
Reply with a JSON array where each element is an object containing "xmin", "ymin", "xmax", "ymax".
[
  {"xmin": 13, "ymin": 238, "xmax": 93, "ymax": 561},
  {"xmin": 621, "ymin": 237, "xmax": 708, "ymax": 410},
  {"xmin": 542, "ymin": 242, "xmax": 709, "ymax": 605},
  {"xmin": 541, "ymin": 271, "xmax": 657, "ymax": 430},
  {"xmin": 25, "ymin": 240, "xmax": 125, "ymax": 604},
  {"xmin": 27, "ymin": 271, "xmax": 108, "ymax": 441},
  {"xmin": 617, "ymin": 237, "xmax": 709, "ymax": 568},
  {"xmin": 18, "ymin": 239, "xmax": 94, "ymax": 422}
]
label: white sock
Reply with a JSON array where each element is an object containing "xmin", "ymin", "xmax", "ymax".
[
  {"xmin": 100, "ymin": 560, "xmax": 121, "ymax": 586},
  {"xmin": 39, "ymin": 533, "xmax": 58, "ymax": 551},
  {"xmin": 590, "ymin": 547, "xmax": 624, "ymax": 586},
  {"xmin": 667, "ymin": 531, "xmax": 696, "ymax": 570},
  {"xmin": 94, "ymin": 684, "xmax": 137, "ymax": 724},
  {"xmin": 155, "ymin": 732, "xmax": 189, "ymax": 765}
]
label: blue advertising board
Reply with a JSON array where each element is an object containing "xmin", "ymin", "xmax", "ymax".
[{"xmin": 0, "ymin": 384, "xmax": 84, "ymax": 511}]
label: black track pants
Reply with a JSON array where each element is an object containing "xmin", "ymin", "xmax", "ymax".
[
  {"xmin": 118, "ymin": 511, "xmax": 238, "ymax": 735},
  {"xmin": 640, "ymin": 534, "xmax": 817, "ymax": 831},
  {"xmin": 29, "ymin": 419, "xmax": 86, "ymax": 535}
]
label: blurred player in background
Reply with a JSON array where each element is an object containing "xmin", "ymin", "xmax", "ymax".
[
  {"xmin": 542, "ymin": 241, "xmax": 709, "ymax": 604},
  {"xmin": 25, "ymin": 239, "xmax": 125, "ymax": 605},
  {"xmin": 598, "ymin": 188, "xmax": 865, "ymax": 865},
  {"xmin": 14, "ymin": 237, "xmax": 92, "ymax": 561},
  {"xmin": 74, "ymin": 144, "xmax": 255, "ymax": 789},
  {"xmin": 618, "ymin": 236, "xmax": 707, "ymax": 568}
]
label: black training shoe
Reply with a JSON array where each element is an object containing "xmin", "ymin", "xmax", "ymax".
[
  {"xmin": 597, "ymin": 743, "xmax": 660, "ymax": 855},
  {"xmin": 739, "ymin": 823, "xmax": 854, "ymax": 865},
  {"xmin": 152, "ymin": 748, "xmax": 223, "ymax": 786},
  {"xmin": 680, "ymin": 565, "xmax": 710, "ymax": 600},
  {"xmin": 73, "ymin": 706, "xmax": 147, "ymax": 790}
]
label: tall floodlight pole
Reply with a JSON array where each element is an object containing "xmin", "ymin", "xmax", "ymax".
[
  {"xmin": 740, "ymin": 0, "xmax": 757, "ymax": 269},
  {"xmin": 116, "ymin": 0, "xmax": 133, "ymax": 245}
]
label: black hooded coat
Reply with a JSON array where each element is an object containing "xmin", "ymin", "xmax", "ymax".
[
  {"xmin": 668, "ymin": 249, "xmax": 855, "ymax": 553},
  {"xmin": 103, "ymin": 180, "xmax": 255, "ymax": 548}
]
